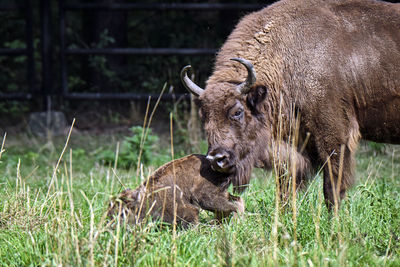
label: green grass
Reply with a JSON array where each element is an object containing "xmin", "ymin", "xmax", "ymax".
[{"xmin": 0, "ymin": 132, "xmax": 399, "ymax": 266}]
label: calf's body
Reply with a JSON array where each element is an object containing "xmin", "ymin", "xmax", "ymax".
[{"xmin": 107, "ymin": 154, "xmax": 244, "ymax": 227}]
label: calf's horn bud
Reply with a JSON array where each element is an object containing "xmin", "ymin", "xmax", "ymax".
[
  {"xmin": 181, "ymin": 65, "xmax": 204, "ymax": 97},
  {"xmin": 231, "ymin": 58, "xmax": 257, "ymax": 94}
]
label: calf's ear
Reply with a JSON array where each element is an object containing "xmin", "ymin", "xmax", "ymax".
[{"xmin": 246, "ymin": 85, "xmax": 267, "ymax": 114}]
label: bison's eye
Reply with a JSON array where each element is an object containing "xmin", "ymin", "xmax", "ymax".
[{"xmin": 231, "ymin": 108, "xmax": 244, "ymax": 121}]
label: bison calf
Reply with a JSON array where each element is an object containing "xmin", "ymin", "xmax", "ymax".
[{"xmin": 107, "ymin": 154, "xmax": 244, "ymax": 227}]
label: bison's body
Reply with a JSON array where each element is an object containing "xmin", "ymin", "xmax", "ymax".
[
  {"xmin": 107, "ymin": 154, "xmax": 244, "ymax": 227},
  {"xmin": 182, "ymin": 0, "xmax": 400, "ymax": 208}
]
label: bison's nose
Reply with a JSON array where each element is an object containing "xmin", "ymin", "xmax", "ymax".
[{"xmin": 206, "ymin": 148, "xmax": 234, "ymax": 173}]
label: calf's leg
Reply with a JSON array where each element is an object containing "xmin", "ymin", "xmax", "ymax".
[{"xmin": 197, "ymin": 193, "xmax": 244, "ymax": 221}]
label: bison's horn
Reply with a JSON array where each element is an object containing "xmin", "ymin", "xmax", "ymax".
[
  {"xmin": 181, "ymin": 65, "xmax": 204, "ymax": 97},
  {"xmin": 231, "ymin": 58, "xmax": 257, "ymax": 94}
]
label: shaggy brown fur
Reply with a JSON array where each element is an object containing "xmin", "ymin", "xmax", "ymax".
[
  {"xmin": 184, "ymin": 0, "xmax": 400, "ymax": 209},
  {"xmin": 107, "ymin": 154, "xmax": 244, "ymax": 227}
]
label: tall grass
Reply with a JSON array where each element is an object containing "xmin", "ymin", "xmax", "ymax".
[{"xmin": 0, "ymin": 127, "xmax": 399, "ymax": 266}]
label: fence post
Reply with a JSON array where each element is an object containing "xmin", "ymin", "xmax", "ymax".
[
  {"xmin": 59, "ymin": 0, "xmax": 68, "ymax": 98},
  {"xmin": 26, "ymin": 0, "xmax": 35, "ymax": 100},
  {"xmin": 41, "ymin": 0, "xmax": 52, "ymax": 109}
]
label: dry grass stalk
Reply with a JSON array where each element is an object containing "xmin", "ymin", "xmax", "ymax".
[
  {"xmin": 291, "ymin": 113, "xmax": 300, "ymax": 259},
  {"xmin": 170, "ymin": 112, "xmax": 178, "ymax": 265},
  {"xmin": 137, "ymin": 83, "xmax": 167, "ymax": 173},
  {"xmin": 45, "ymin": 118, "xmax": 75, "ymax": 200},
  {"xmin": 0, "ymin": 132, "xmax": 6, "ymax": 159},
  {"xmin": 188, "ymin": 94, "xmax": 201, "ymax": 150},
  {"xmin": 136, "ymin": 96, "xmax": 151, "ymax": 175},
  {"xmin": 80, "ymin": 190, "xmax": 95, "ymax": 267}
]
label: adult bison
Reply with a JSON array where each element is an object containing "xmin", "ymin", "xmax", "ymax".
[{"xmin": 181, "ymin": 0, "xmax": 400, "ymax": 209}]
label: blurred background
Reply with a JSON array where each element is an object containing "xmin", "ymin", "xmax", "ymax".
[{"xmin": 0, "ymin": 0, "xmax": 279, "ymax": 136}]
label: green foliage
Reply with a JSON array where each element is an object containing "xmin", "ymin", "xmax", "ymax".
[
  {"xmin": 1, "ymin": 38, "xmax": 41, "ymax": 90},
  {"xmin": 4, "ymin": 39, "xmax": 26, "ymax": 64},
  {"xmin": 0, "ymin": 101, "xmax": 30, "ymax": 121},
  {"xmin": 0, "ymin": 37, "xmax": 40, "ymax": 119},
  {"xmin": 88, "ymin": 29, "xmax": 118, "ymax": 81},
  {"xmin": 68, "ymin": 75, "xmax": 86, "ymax": 89},
  {"xmin": 1, "ymin": 150, "xmax": 38, "ymax": 168},
  {"xmin": 368, "ymin": 141, "xmax": 387, "ymax": 155},
  {"xmin": 96, "ymin": 126, "xmax": 160, "ymax": 169}
]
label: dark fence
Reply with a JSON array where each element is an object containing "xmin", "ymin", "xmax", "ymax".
[
  {"xmin": 0, "ymin": 1, "xmax": 268, "ymax": 107},
  {"xmin": 0, "ymin": 0, "xmax": 35, "ymax": 100}
]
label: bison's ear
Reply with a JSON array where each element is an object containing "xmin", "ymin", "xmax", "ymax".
[{"xmin": 246, "ymin": 85, "xmax": 267, "ymax": 115}]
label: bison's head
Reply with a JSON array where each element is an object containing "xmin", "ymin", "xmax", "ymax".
[{"xmin": 181, "ymin": 58, "xmax": 269, "ymax": 192}]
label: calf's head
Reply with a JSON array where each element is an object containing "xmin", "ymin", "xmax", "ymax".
[
  {"xmin": 181, "ymin": 58, "xmax": 269, "ymax": 191},
  {"xmin": 107, "ymin": 187, "xmax": 146, "ymax": 225}
]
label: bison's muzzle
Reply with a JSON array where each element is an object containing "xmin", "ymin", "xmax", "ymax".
[{"xmin": 207, "ymin": 147, "xmax": 236, "ymax": 173}]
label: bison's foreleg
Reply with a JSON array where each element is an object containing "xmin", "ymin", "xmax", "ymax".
[
  {"xmin": 323, "ymin": 144, "xmax": 357, "ymax": 211},
  {"xmin": 320, "ymin": 119, "xmax": 360, "ymax": 210},
  {"xmin": 269, "ymin": 142, "xmax": 311, "ymax": 204}
]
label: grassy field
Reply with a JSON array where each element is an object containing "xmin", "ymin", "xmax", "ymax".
[{"xmin": 0, "ymin": 130, "xmax": 399, "ymax": 266}]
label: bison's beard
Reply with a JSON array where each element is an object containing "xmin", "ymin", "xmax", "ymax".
[
  {"xmin": 230, "ymin": 153, "xmax": 257, "ymax": 193},
  {"xmin": 229, "ymin": 140, "xmax": 312, "ymax": 194}
]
